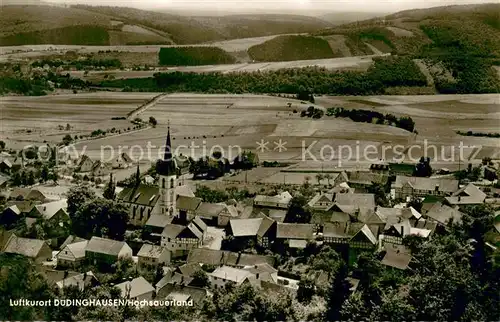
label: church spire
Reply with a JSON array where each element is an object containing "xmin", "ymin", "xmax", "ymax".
[{"xmin": 157, "ymin": 121, "xmax": 176, "ymax": 176}]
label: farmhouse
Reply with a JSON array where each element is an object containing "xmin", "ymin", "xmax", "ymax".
[
  {"xmin": 3, "ymin": 235, "xmax": 52, "ymax": 263},
  {"xmin": 209, "ymin": 265, "xmax": 253, "ymax": 289},
  {"xmin": 85, "ymin": 236, "xmax": 132, "ymax": 266},
  {"xmin": 424, "ymin": 202, "xmax": 463, "ymax": 226},
  {"xmin": 393, "ymin": 176, "xmax": 459, "ymax": 200},
  {"xmin": 57, "ymin": 240, "xmax": 88, "ymax": 268},
  {"xmin": 137, "ymin": 244, "xmax": 171, "ymax": 270},
  {"xmin": 161, "ymin": 218, "xmax": 206, "ymax": 256},
  {"xmin": 116, "ymin": 276, "xmax": 155, "ymax": 301},
  {"xmin": 29, "ymin": 199, "xmax": 69, "ymax": 225},
  {"xmin": 254, "ymin": 191, "xmax": 292, "ymax": 209},
  {"xmin": 56, "ymin": 271, "xmax": 98, "ymax": 292},
  {"xmin": 445, "ymin": 183, "xmax": 486, "ymax": 206},
  {"xmin": 276, "ymin": 223, "xmax": 314, "ymax": 248},
  {"xmin": 76, "ymin": 155, "xmax": 94, "ymax": 173}
]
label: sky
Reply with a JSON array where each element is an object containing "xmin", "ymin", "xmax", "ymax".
[{"xmin": 47, "ymin": 0, "xmax": 494, "ymax": 13}]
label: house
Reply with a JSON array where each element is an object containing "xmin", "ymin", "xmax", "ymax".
[
  {"xmin": 60, "ymin": 235, "xmax": 86, "ymax": 250},
  {"xmin": 254, "ymin": 191, "xmax": 292, "ymax": 209},
  {"xmin": 308, "ymin": 192, "xmax": 335, "ymax": 210},
  {"xmin": 3, "ymin": 235, "xmax": 52, "ymax": 263},
  {"xmin": 194, "ymin": 202, "xmax": 226, "ymax": 225},
  {"xmin": 9, "ymin": 188, "xmax": 48, "ymax": 202},
  {"xmin": 85, "ymin": 237, "xmax": 132, "ymax": 266},
  {"xmin": 242, "ymin": 263, "xmax": 278, "ymax": 284},
  {"xmin": 228, "ymin": 218, "xmax": 263, "ymax": 244},
  {"xmin": 161, "ymin": 222, "xmax": 204, "ymax": 257},
  {"xmin": 116, "ymin": 276, "xmax": 155, "ymax": 301},
  {"xmin": 349, "ymin": 224, "xmax": 378, "ymax": 249},
  {"xmin": 0, "ymin": 205, "xmax": 22, "ymax": 227},
  {"xmin": 56, "ymin": 271, "xmax": 98, "ymax": 292},
  {"xmin": 209, "ymin": 265, "xmax": 254, "ymax": 289},
  {"xmin": 276, "ymin": 223, "xmax": 314, "ymax": 248},
  {"xmin": 217, "ymin": 204, "xmax": 239, "ymax": 227},
  {"xmin": 393, "ymin": 176, "xmax": 459, "ymax": 200},
  {"xmin": 91, "ymin": 160, "xmax": 112, "ymax": 177},
  {"xmin": 425, "ymin": 203, "xmax": 463, "ymax": 226},
  {"xmin": 29, "ymin": 199, "xmax": 69, "ymax": 225},
  {"xmin": 177, "ymin": 195, "xmax": 202, "ymax": 222},
  {"xmin": 381, "ymin": 244, "xmax": 412, "ymax": 270},
  {"xmin": 186, "ymin": 248, "xmax": 276, "ymax": 268},
  {"xmin": 137, "ymin": 244, "xmax": 171, "ymax": 270},
  {"xmin": 156, "ymin": 284, "xmax": 208, "ymax": 305},
  {"xmin": 334, "ymin": 193, "xmax": 376, "ymax": 210},
  {"xmin": 256, "ymin": 214, "xmax": 277, "ymax": 248},
  {"xmin": 76, "ymin": 155, "xmax": 94, "ymax": 172},
  {"xmin": 0, "ymin": 159, "xmax": 12, "ymax": 174},
  {"xmin": 144, "ymin": 214, "xmax": 173, "ymax": 242},
  {"xmin": 57, "ymin": 240, "xmax": 88, "ymax": 268},
  {"xmin": 445, "ymin": 183, "xmax": 486, "ymax": 206},
  {"xmin": 348, "ymin": 171, "xmax": 389, "ymax": 190},
  {"xmin": 112, "ymin": 153, "xmax": 133, "ymax": 169}
]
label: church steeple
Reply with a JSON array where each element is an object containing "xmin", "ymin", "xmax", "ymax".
[{"xmin": 157, "ymin": 122, "xmax": 177, "ymax": 176}]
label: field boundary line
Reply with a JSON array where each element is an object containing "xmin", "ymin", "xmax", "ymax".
[{"xmin": 127, "ymin": 93, "xmax": 168, "ymax": 120}]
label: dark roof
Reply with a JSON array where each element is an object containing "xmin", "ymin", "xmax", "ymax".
[
  {"xmin": 381, "ymin": 246, "xmax": 412, "ymax": 270},
  {"xmin": 162, "ymin": 224, "xmax": 186, "ymax": 239},
  {"xmin": 186, "ymin": 248, "xmax": 275, "ymax": 267},
  {"xmin": 323, "ymin": 222, "xmax": 350, "ymax": 238},
  {"xmin": 117, "ymin": 184, "xmax": 160, "ymax": 207},
  {"xmin": 196, "ymin": 202, "xmax": 225, "ymax": 217},
  {"xmin": 276, "ymin": 223, "xmax": 314, "ymax": 240},
  {"xmin": 257, "ymin": 215, "xmax": 275, "ymax": 237},
  {"xmin": 145, "ymin": 214, "xmax": 173, "ymax": 228},
  {"xmin": 178, "ymin": 263, "xmax": 202, "ymax": 277},
  {"xmin": 156, "ymin": 127, "xmax": 177, "ymax": 176},
  {"xmin": 85, "ymin": 237, "xmax": 128, "ymax": 256},
  {"xmin": 177, "ymin": 196, "xmax": 202, "ymax": 211}
]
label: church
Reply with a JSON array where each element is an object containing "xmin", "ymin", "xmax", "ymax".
[{"xmin": 117, "ymin": 126, "xmax": 196, "ymax": 227}]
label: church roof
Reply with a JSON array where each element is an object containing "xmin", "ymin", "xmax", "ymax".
[{"xmin": 117, "ymin": 184, "xmax": 160, "ymax": 207}]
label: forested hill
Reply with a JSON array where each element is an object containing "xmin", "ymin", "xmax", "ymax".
[{"xmin": 0, "ymin": 5, "xmax": 332, "ymax": 46}]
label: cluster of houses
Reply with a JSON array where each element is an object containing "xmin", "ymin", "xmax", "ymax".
[{"xmin": 1, "ymin": 127, "xmax": 499, "ymax": 304}]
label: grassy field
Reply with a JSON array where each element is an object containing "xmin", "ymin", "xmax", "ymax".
[
  {"xmin": 248, "ymin": 35, "xmax": 336, "ymax": 62},
  {"xmin": 2, "ymin": 93, "xmax": 497, "ymax": 173}
]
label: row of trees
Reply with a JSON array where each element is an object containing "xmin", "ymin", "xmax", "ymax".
[
  {"xmin": 326, "ymin": 107, "xmax": 416, "ymax": 132},
  {"xmin": 32, "ymin": 58, "xmax": 122, "ymax": 70}
]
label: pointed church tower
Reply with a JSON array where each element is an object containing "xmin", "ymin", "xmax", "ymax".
[{"xmin": 156, "ymin": 124, "xmax": 177, "ymax": 217}]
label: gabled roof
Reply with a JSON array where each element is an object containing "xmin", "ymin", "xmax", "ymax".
[
  {"xmin": 196, "ymin": 202, "xmax": 225, "ymax": 217},
  {"xmin": 137, "ymin": 244, "xmax": 167, "ymax": 259},
  {"xmin": 230, "ymin": 218, "xmax": 263, "ymax": 237},
  {"xmin": 116, "ymin": 276, "xmax": 154, "ymax": 298},
  {"xmin": 445, "ymin": 183, "xmax": 486, "ymax": 205},
  {"xmin": 4, "ymin": 236, "xmax": 48, "ymax": 258},
  {"xmin": 85, "ymin": 237, "xmax": 128, "ymax": 256},
  {"xmin": 242, "ymin": 263, "xmax": 278, "ymax": 275},
  {"xmin": 177, "ymin": 263, "xmax": 202, "ymax": 277},
  {"xmin": 334, "ymin": 193, "xmax": 375, "ymax": 209},
  {"xmin": 210, "ymin": 266, "xmax": 253, "ymax": 283},
  {"xmin": 394, "ymin": 176, "xmax": 458, "ymax": 193},
  {"xmin": 191, "ymin": 216, "xmax": 207, "ymax": 234},
  {"xmin": 177, "ymin": 196, "xmax": 202, "ymax": 211},
  {"xmin": 425, "ymin": 203, "xmax": 463, "ymax": 225},
  {"xmin": 276, "ymin": 223, "xmax": 314, "ymax": 240},
  {"xmin": 0, "ymin": 230, "xmax": 15, "ymax": 251},
  {"xmin": 186, "ymin": 222, "xmax": 203, "ymax": 240},
  {"xmin": 350, "ymin": 224, "xmax": 377, "ymax": 245},
  {"xmin": 307, "ymin": 193, "xmax": 334, "ymax": 207},
  {"xmin": 56, "ymin": 271, "xmax": 97, "ymax": 290},
  {"xmin": 63, "ymin": 240, "xmax": 88, "ymax": 260},
  {"xmin": 324, "ymin": 222, "xmax": 350, "ymax": 238},
  {"xmin": 117, "ymin": 184, "xmax": 160, "ymax": 207},
  {"xmin": 176, "ymin": 185, "xmax": 195, "ymax": 198},
  {"xmin": 381, "ymin": 245, "xmax": 412, "ymax": 270},
  {"xmin": 4, "ymin": 205, "xmax": 21, "ymax": 216},
  {"xmin": 257, "ymin": 215, "xmax": 275, "ymax": 237},
  {"xmin": 33, "ymin": 199, "xmax": 68, "ymax": 220},
  {"xmin": 145, "ymin": 214, "xmax": 173, "ymax": 228},
  {"xmin": 162, "ymin": 224, "xmax": 186, "ymax": 239}
]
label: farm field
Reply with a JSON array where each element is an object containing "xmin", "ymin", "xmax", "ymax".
[
  {"xmin": 65, "ymin": 54, "xmax": 381, "ymax": 81},
  {"xmin": 1, "ymin": 93, "xmax": 498, "ymax": 171}
]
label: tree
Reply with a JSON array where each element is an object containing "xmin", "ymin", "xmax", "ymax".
[
  {"xmin": 297, "ymin": 277, "xmax": 316, "ymax": 304},
  {"xmin": 285, "ymin": 196, "xmax": 312, "ymax": 223},
  {"xmin": 324, "ymin": 173, "xmax": 333, "ymax": 186},
  {"xmin": 62, "ymin": 134, "xmax": 73, "ymax": 146},
  {"xmin": 191, "ymin": 270, "xmax": 210, "ymax": 288},
  {"xmin": 148, "ymin": 116, "xmax": 157, "ymax": 127},
  {"xmin": 72, "ymin": 198, "xmax": 128, "ymax": 240},
  {"xmin": 315, "ymin": 173, "xmax": 324, "ymax": 186},
  {"xmin": 326, "ymin": 261, "xmax": 352, "ymax": 321},
  {"xmin": 67, "ymin": 185, "xmax": 97, "ymax": 217},
  {"xmin": 103, "ymin": 174, "xmax": 116, "ymax": 200},
  {"xmin": 40, "ymin": 166, "xmax": 49, "ymax": 183},
  {"xmin": 0, "ymin": 140, "xmax": 5, "ymax": 151},
  {"xmin": 368, "ymin": 182, "xmax": 389, "ymax": 207},
  {"xmin": 414, "ymin": 157, "xmax": 432, "ymax": 177}
]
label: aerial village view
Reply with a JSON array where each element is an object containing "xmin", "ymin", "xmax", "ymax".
[{"xmin": 0, "ymin": 0, "xmax": 499, "ymax": 320}]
